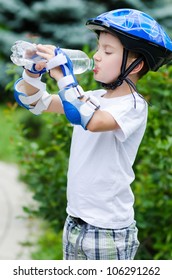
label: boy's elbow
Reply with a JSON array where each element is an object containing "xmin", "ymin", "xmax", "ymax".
[
  {"xmin": 86, "ymin": 123, "xmax": 98, "ymax": 132},
  {"xmin": 85, "ymin": 110, "xmax": 119, "ymax": 132},
  {"xmin": 85, "ymin": 112, "xmax": 119, "ymax": 132},
  {"xmin": 86, "ymin": 117, "xmax": 105, "ymax": 132}
]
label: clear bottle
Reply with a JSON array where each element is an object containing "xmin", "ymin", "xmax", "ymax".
[
  {"xmin": 10, "ymin": 40, "xmax": 93, "ymax": 74},
  {"xmin": 61, "ymin": 48, "xmax": 93, "ymax": 74}
]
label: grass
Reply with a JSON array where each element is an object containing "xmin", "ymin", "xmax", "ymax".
[
  {"xmin": 31, "ymin": 225, "xmax": 63, "ymax": 260},
  {"xmin": 0, "ymin": 104, "xmax": 25, "ymax": 162}
]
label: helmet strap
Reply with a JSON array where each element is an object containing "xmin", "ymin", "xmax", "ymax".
[{"xmin": 101, "ymin": 48, "xmax": 143, "ymax": 91}]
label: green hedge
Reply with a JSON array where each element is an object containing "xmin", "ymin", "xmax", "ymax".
[
  {"xmin": 134, "ymin": 67, "xmax": 172, "ymax": 259},
  {"xmin": 7, "ymin": 63, "xmax": 172, "ymax": 259}
]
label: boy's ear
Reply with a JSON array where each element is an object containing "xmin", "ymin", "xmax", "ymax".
[{"xmin": 130, "ymin": 60, "xmax": 144, "ymax": 74}]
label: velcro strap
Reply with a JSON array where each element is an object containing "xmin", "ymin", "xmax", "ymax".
[
  {"xmin": 57, "ymin": 75, "xmax": 76, "ymax": 90},
  {"xmin": 19, "ymin": 90, "xmax": 43, "ymax": 105},
  {"xmin": 14, "ymin": 78, "xmax": 43, "ymax": 105},
  {"xmin": 46, "ymin": 53, "xmax": 67, "ymax": 70},
  {"xmin": 30, "ymin": 91, "xmax": 52, "ymax": 115},
  {"xmin": 22, "ymin": 70, "xmax": 46, "ymax": 91}
]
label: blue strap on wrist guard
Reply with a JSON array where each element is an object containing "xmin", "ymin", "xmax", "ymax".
[{"xmin": 27, "ymin": 64, "xmax": 47, "ymax": 75}]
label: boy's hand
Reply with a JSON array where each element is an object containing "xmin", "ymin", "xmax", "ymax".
[
  {"xmin": 36, "ymin": 44, "xmax": 64, "ymax": 80},
  {"xmin": 28, "ymin": 44, "xmax": 77, "ymax": 88},
  {"xmin": 36, "ymin": 45, "xmax": 78, "ymax": 89}
]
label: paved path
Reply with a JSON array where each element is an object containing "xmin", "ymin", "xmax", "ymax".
[{"xmin": 0, "ymin": 161, "xmax": 39, "ymax": 260}]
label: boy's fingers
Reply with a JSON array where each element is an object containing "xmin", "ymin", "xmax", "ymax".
[
  {"xmin": 37, "ymin": 44, "xmax": 56, "ymax": 53},
  {"xmin": 35, "ymin": 61, "xmax": 47, "ymax": 70}
]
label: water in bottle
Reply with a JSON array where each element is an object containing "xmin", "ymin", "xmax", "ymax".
[
  {"xmin": 61, "ymin": 48, "xmax": 93, "ymax": 74},
  {"xmin": 10, "ymin": 41, "xmax": 93, "ymax": 74}
]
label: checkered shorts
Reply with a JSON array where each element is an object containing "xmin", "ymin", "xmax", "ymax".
[{"xmin": 63, "ymin": 215, "xmax": 140, "ymax": 260}]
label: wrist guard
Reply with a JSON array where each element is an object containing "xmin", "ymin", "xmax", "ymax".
[
  {"xmin": 14, "ymin": 70, "xmax": 52, "ymax": 115},
  {"xmin": 28, "ymin": 47, "xmax": 78, "ymax": 86},
  {"xmin": 49, "ymin": 47, "xmax": 78, "ymax": 89}
]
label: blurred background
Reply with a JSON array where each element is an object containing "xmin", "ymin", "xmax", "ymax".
[{"xmin": 0, "ymin": 0, "xmax": 172, "ymax": 260}]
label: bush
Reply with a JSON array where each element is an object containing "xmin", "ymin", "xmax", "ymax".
[
  {"xmin": 134, "ymin": 66, "xmax": 172, "ymax": 259},
  {"xmin": 31, "ymin": 226, "xmax": 63, "ymax": 260},
  {"xmin": 17, "ymin": 112, "xmax": 72, "ymax": 231}
]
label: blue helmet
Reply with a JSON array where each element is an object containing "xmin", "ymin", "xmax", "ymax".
[{"xmin": 86, "ymin": 9, "xmax": 172, "ymax": 71}]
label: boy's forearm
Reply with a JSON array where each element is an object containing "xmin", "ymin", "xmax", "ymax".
[{"xmin": 45, "ymin": 94, "xmax": 64, "ymax": 114}]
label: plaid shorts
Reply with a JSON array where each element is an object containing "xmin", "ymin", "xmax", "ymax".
[{"xmin": 63, "ymin": 215, "xmax": 140, "ymax": 260}]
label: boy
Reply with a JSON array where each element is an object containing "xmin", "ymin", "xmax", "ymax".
[{"xmin": 12, "ymin": 9, "xmax": 172, "ymax": 259}]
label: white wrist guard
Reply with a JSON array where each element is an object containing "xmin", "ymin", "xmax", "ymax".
[
  {"xmin": 58, "ymin": 86, "xmax": 100, "ymax": 129},
  {"xmin": 14, "ymin": 70, "xmax": 52, "ymax": 115}
]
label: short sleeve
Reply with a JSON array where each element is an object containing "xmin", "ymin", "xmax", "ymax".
[{"xmin": 103, "ymin": 96, "xmax": 148, "ymax": 142}]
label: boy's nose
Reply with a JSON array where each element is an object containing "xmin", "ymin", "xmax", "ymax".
[{"xmin": 93, "ymin": 51, "xmax": 101, "ymax": 61}]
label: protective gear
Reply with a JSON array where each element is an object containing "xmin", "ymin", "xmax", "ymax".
[
  {"xmin": 52, "ymin": 47, "xmax": 78, "ymax": 89},
  {"xmin": 58, "ymin": 86, "xmax": 100, "ymax": 129},
  {"xmin": 29, "ymin": 47, "xmax": 78, "ymax": 88},
  {"xmin": 86, "ymin": 9, "xmax": 172, "ymax": 90},
  {"xmin": 55, "ymin": 49, "xmax": 99, "ymax": 129},
  {"xmin": 86, "ymin": 8, "xmax": 172, "ymax": 71},
  {"xmin": 14, "ymin": 70, "xmax": 52, "ymax": 115}
]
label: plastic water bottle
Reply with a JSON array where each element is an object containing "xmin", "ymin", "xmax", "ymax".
[
  {"xmin": 10, "ymin": 41, "xmax": 47, "ymax": 64},
  {"xmin": 61, "ymin": 48, "xmax": 93, "ymax": 74},
  {"xmin": 10, "ymin": 40, "xmax": 93, "ymax": 74}
]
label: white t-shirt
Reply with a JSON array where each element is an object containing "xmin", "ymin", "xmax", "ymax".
[{"xmin": 66, "ymin": 89, "xmax": 148, "ymax": 229}]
